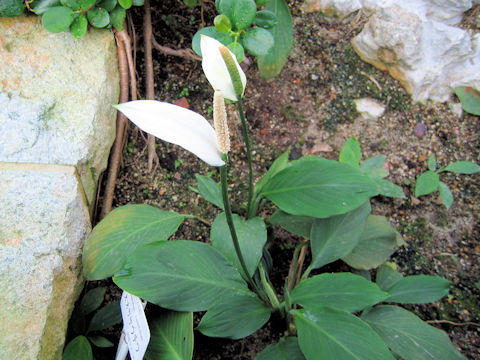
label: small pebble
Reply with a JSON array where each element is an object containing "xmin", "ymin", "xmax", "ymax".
[{"xmin": 414, "ymin": 123, "xmax": 427, "ymax": 137}]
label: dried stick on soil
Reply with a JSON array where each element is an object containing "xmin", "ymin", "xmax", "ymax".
[
  {"xmin": 152, "ymin": 36, "xmax": 202, "ymax": 61},
  {"xmin": 100, "ymin": 29, "xmax": 130, "ymax": 219},
  {"xmin": 144, "ymin": 0, "xmax": 160, "ymax": 172}
]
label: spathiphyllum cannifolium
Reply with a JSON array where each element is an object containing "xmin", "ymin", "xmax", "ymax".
[
  {"xmin": 200, "ymin": 35, "xmax": 246, "ymax": 101},
  {"xmin": 213, "ymin": 90, "xmax": 230, "ymax": 154}
]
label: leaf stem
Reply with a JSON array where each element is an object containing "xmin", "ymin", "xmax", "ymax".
[
  {"xmin": 237, "ymin": 100, "xmax": 255, "ymax": 219},
  {"xmin": 219, "ymin": 157, "xmax": 255, "ymax": 290}
]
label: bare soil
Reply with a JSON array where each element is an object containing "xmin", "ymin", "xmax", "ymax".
[{"xmin": 78, "ymin": 1, "xmax": 480, "ymax": 359}]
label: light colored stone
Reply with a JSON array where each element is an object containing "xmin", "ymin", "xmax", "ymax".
[
  {"xmin": 0, "ymin": 15, "xmax": 119, "ymax": 208},
  {"xmin": 302, "ymin": 0, "xmax": 362, "ymax": 19},
  {"xmin": 351, "ymin": 4, "xmax": 480, "ymax": 102},
  {"xmin": 0, "ymin": 163, "xmax": 91, "ymax": 360},
  {"xmin": 354, "ymin": 98, "xmax": 386, "ymax": 120}
]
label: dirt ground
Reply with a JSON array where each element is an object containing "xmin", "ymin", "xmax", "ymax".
[{"xmin": 81, "ymin": 1, "xmax": 480, "ymax": 358}]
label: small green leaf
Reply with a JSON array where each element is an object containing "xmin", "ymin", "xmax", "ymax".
[
  {"xmin": 87, "ymin": 301, "xmax": 122, "ymax": 333},
  {"xmin": 80, "ymin": 0, "xmax": 95, "ymax": 9},
  {"xmin": 118, "ymin": 0, "xmax": 132, "ymax": 9},
  {"xmin": 69, "ymin": 14, "xmax": 88, "ymax": 38},
  {"xmin": 342, "ymin": 215, "xmax": 404, "ymax": 270},
  {"xmin": 291, "ymin": 273, "xmax": 389, "ymax": 313},
  {"xmin": 268, "ymin": 210, "xmax": 315, "ymax": 239},
  {"xmin": 198, "ymin": 293, "xmax": 271, "ymax": 339},
  {"xmin": 372, "ymin": 178, "xmax": 406, "ymax": 198},
  {"xmin": 254, "ymin": 148, "xmax": 290, "ymax": 197},
  {"xmin": 376, "ymin": 262, "xmax": 403, "ymax": 291},
  {"xmin": 211, "ymin": 213, "xmax": 267, "ymax": 278},
  {"xmin": 0, "ymin": 0, "xmax": 25, "ymax": 17},
  {"xmin": 255, "ymin": 337, "xmax": 305, "ymax": 360},
  {"xmin": 362, "ymin": 305, "xmax": 466, "ymax": 360},
  {"xmin": 438, "ymin": 182, "xmax": 454, "ymax": 209},
  {"xmin": 232, "ymin": 0, "xmax": 257, "ymax": 30},
  {"xmin": 227, "ymin": 42, "xmax": 245, "ymax": 63},
  {"xmin": 87, "ymin": 7, "xmax": 110, "ymax": 28},
  {"xmin": 214, "ymin": 14, "xmax": 232, "ymax": 33},
  {"xmin": 428, "ymin": 154, "xmax": 437, "ymax": 171},
  {"xmin": 217, "ymin": 0, "xmax": 235, "ymax": 18},
  {"xmin": 80, "ymin": 287, "xmax": 106, "ymax": 315},
  {"xmin": 256, "ymin": 0, "xmax": 270, "ymax": 5},
  {"xmin": 191, "ymin": 26, "xmax": 232, "ymax": 57},
  {"xmin": 254, "ymin": 10, "xmax": 278, "ymax": 29},
  {"xmin": 113, "ymin": 241, "xmax": 249, "ymax": 312},
  {"xmin": 97, "ymin": 0, "xmax": 117, "ymax": 11},
  {"xmin": 183, "ymin": 0, "xmax": 198, "ymax": 7},
  {"xmin": 443, "ymin": 161, "xmax": 480, "ymax": 174},
  {"xmin": 110, "ymin": 5, "xmax": 126, "ymax": 31},
  {"xmin": 360, "ymin": 155, "xmax": 386, "ymax": 172},
  {"xmin": 132, "ymin": 0, "xmax": 144, "ymax": 5},
  {"xmin": 415, "ymin": 171, "xmax": 440, "ymax": 197},
  {"xmin": 454, "ymin": 86, "xmax": 480, "ymax": 116},
  {"xmin": 242, "ymin": 27, "xmax": 274, "ymax": 57},
  {"xmin": 63, "ymin": 336, "xmax": 93, "ymax": 360},
  {"xmin": 145, "ymin": 311, "xmax": 193, "ymax": 360},
  {"xmin": 339, "ymin": 137, "xmax": 361, "ymax": 168},
  {"xmin": 88, "ymin": 336, "xmax": 114, "ymax": 348},
  {"xmin": 195, "ymin": 174, "xmax": 224, "ymax": 209},
  {"xmin": 310, "ymin": 202, "xmax": 371, "ymax": 270},
  {"xmin": 293, "ymin": 308, "xmax": 395, "ymax": 360},
  {"xmin": 42, "ymin": 6, "xmax": 75, "ymax": 33},
  {"xmin": 61, "ymin": 0, "xmax": 81, "ymax": 10},
  {"xmin": 31, "ymin": 0, "xmax": 61, "ymax": 15},
  {"xmin": 386, "ymin": 275, "xmax": 451, "ymax": 303}
]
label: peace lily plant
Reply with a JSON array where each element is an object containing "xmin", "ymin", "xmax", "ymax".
[{"xmin": 81, "ymin": 35, "xmax": 466, "ymax": 359}]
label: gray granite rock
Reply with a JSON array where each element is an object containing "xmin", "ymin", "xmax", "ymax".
[{"xmin": 0, "ymin": 163, "xmax": 91, "ymax": 360}]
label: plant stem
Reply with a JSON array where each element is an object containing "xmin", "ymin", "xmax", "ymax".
[
  {"xmin": 219, "ymin": 158, "xmax": 255, "ymax": 289},
  {"xmin": 237, "ymin": 100, "xmax": 255, "ymax": 219}
]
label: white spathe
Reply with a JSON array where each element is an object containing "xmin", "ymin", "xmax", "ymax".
[
  {"xmin": 115, "ymin": 100, "xmax": 225, "ymax": 167},
  {"xmin": 200, "ymin": 35, "xmax": 247, "ymax": 101}
]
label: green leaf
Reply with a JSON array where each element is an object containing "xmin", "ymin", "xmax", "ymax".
[
  {"xmin": 0, "ymin": 0, "xmax": 25, "ymax": 17},
  {"xmin": 376, "ymin": 262, "xmax": 403, "ymax": 291},
  {"xmin": 254, "ymin": 148, "xmax": 290, "ymax": 197},
  {"xmin": 339, "ymin": 137, "xmax": 361, "ymax": 168},
  {"xmin": 290, "ymin": 273, "xmax": 389, "ymax": 313},
  {"xmin": 385, "ymin": 275, "xmax": 451, "ymax": 304},
  {"xmin": 372, "ymin": 178, "xmax": 406, "ymax": 199},
  {"xmin": 113, "ymin": 241, "xmax": 249, "ymax": 312},
  {"xmin": 110, "ymin": 5, "xmax": 126, "ymax": 31},
  {"xmin": 132, "ymin": 0, "xmax": 144, "ymax": 5},
  {"xmin": 217, "ymin": 0, "xmax": 235, "ymax": 18},
  {"xmin": 443, "ymin": 161, "xmax": 480, "ymax": 174},
  {"xmin": 255, "ymin": 337, "xmax": 305, "ymax": 360},
  {"xmin": 242, "ymin": 27, "xmax": 274, "ymax": 57},
  {"xmin": 362, "ymin": 305, "xmax": 466, "ymax": 360},
  {"xmin": 63, "ymin": 336, "xmax": 93, "ymax": 360},
  {"xmin": 80, "ymin": 287, "xmax": 106, "ymax": 315},
  {"xmin": 342, "ymin": 215, "xmax": 405, "ymax": 270},
  {"xmin": 310, "ymin": 202, "xmax": 371, "ymax": 270},
  {"xmin": 195, "ymin": 174, "xmax": 224, "ymax": 209},
  {"xmin": 227, "ymin": 42, "xmax": 245, "ymax": 63},
  {"xmin": 197, "ymin": 292, "xmax": 271, "ymax": 339},
  {"xmin": 31, "ymin": 0, "xmax": 61, "ymax": 15},
  {"xmin": 83, "ymin": 204, "xmax": 185, "ymax": 280},
  {"xmin": 258, "ymin": 0, "xmax": 293, "ymax": 79},
  {"xmin": 211, "ymin": 213, "xmax": 267, "ymax": 278},
  {"xmin": 87, "ymin": 7, "xmax": 110, "ymax": 28},
  {"xmin": 261, "ymin": 156, "xmax": 378, "ymax": 218},
  {"xmin": 88, "ymin": 336, "xmax": 114, "ymax": 348},
  {"xmin": 232, "ymin": 0, "xmax": 257, "ymax": 30},
  {"xmin": 415, "ymin": 171, "xmax": 440, "ymax": 197},
  {"xmin": 183, "ymin": 0, "xmax": 198, "ymax": 7},
  {"xmin": 118, "ymin": 0, "xmax": 132, "ymax": 9},
  {"xmin": 293, "ymin": 308, "xmax": 395, "ymax": 360},
  {"xmin": 254, "ymin": 10, "xmax": 278, "ymax": 29},
  {"xmin": 454, "ymin": 86, "xmax": 480, "ymax": 116},
  {"xmin": 439, "ymin": 182, "xmax": 453, "ymax": 209},
  {"xmin": 428, "ymin": 154, "xmax": 437, "ymax": 172},
  {"xmin": 360, "ymin": 155, "xmax": 386, "ymax": 173},
  {"xmin": 256, "ymin": 0, "xmax": 271, "ymax": 5},
  {"xmin": 97, "ymin": 0, "xmax": 118, "ymax": 11},
  {"xmin": 61, "ymin": 0, "xmax": 81, "ymax": 10},
  {"xmin": 192, "ymin": 26, "xmax": 232, "ymax": 57},
  {"xmin": 69, "ymin": 14, "xmax": 88, "ymax": 38},
  {"xmin": 87, "ymin": 300, "xmax": 122, "ymax": 332},
  {"xmin": 70, "ymin": 306, "xmax": 86, "ymax": 335},
  {"xmin": 268, "ymin": 210, "xmax": 315, "ymax": 238},
  {"xmin": 41, "ymin": 6, "xmax": 75, "ymax": 33},
  {"xmin": 145, "ymin": 311, "xmax": 193, "ymax": 360},
  {"xmin": 214, "ymin": 14, "xmax": 232, "ymax": 33}
]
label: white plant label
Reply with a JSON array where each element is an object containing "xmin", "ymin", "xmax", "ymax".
[{"xmin": 120, "ymin": 291, "xmax": 150, "ymax": 360}]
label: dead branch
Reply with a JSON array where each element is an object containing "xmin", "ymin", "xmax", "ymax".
[{"xmin": 152, "ymin": 36, "xmax": 202, "ymax": 61}]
